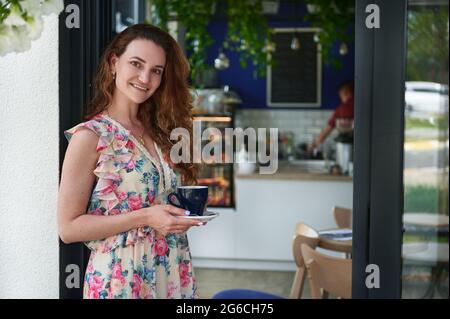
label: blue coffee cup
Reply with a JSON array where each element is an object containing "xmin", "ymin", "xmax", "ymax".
[{"xmin": 167, "ymin": 186, "xmax": 209, "ymax": 216}]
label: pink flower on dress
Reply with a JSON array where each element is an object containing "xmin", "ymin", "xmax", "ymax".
[
  {"xmin": 155, "ymin": 237, "xmax": 169, "ymax": 256},
  {"xmin": 147, "ymin": 191, "xmax": 155, "ymax": 204},
  {"xmin": 180, "ymin": 273, "xmax": 191, "ymax": 288},
  {"xmin": 86, "ymin": 261, "xmax": 94, "ymax": 274},
  {"xmin": 125, "ymin": 139, "xmax": 135, "ymax": 150},
  {"xmin": 112, "ymin": 263, "xmax": 124, "ymax": 281},
  {"xmin": 128, "ymin": 194, "xmax": 143, "ymax": 211},
  {"xmin": 96, "ymin": 138, "xmax": 108, "ymax": 152},
  {"xmin": 88, "ymin": 275, "xmax": 103, "ymax": 291},
  {"xmin": 108, "ymin": 208, "xmax": 121, "ymax": 216},
  {"xmin": 179, "ymin": 262, "xmax": 189, "ymax": 275},
  {"xmin": 99, "ymin": 180, "xmax": 117, "ymax": 196},
  {"xmin": 115, "ymin": 191, "xmax": 127, "ymax": 202},
  {"xmin": 87, "ymin": 286, "xmax": 100, "ymax": 299},
  {"xmin": 179, "ymin": 262, "xmax": 190, "ymax": 288},
  {"xmin": 126, "ymin": 159, "xmax": 136, "ymax": 170},
  {"xmin": 114, "ymin": 133, "xmax": 125, "ymax": 141},
  {"xmin": 131, "ymin": 274, "xmax": 143, "ymax": 299},
  {"xmin": 167, "ymin": 281, "xmax": 177, "ymax": 299},
  {"xmin": 106, "ymin": 124, "xmax": 113, "ymax": 132},
  {"xmin": 90, "ymin": 208, "xmax": 103, "ymax": 216}
]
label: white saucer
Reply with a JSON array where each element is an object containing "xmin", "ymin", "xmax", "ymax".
[{"xmin": 178, "ymin": 211, "xmax": 219, "ymax": 222}]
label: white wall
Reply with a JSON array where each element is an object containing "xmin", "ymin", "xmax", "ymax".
[
  {"xmin": 0, "ymin": 15, "xmax": 59, "ymax": 298},
  {"xmin": 189, "ymin": 178, "xmax": 353, "ymax": 271}
]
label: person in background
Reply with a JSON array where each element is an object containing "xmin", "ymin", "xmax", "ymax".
[{"xmin": 308, "ymin": 80, "xmax": 354, "ymax": 153}]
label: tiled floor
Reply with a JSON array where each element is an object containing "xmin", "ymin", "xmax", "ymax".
[
  {"xmin": 195, "ymin": 268, "xmax": 308, "ymax": 299},
  {"xmin": 195, "ymin": 267, "xmax": 448, "ymax": 299}
]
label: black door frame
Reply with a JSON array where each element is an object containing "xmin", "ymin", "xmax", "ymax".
[
  {"xmin": 58, "ymin": 0, "xmax": 113, "ymax": 299},
  {"xmin": 353, "ymin": 0, "xmax": 407, "ymax": 298}
]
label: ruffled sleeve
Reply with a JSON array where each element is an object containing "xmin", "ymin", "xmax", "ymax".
[
  {"xmin": 64, "ymin": 116, "xmax": 169, "ymax": 253},
  {"xmin": 64, "ymin": 117, "xmax": 133, "ymax": 212}
]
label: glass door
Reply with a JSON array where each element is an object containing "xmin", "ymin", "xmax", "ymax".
[
  {"xmin": 353, "ymin": 0, "xmax": 448, "ymax": 298},
  {"xmin": 402, "ymin": 0, "xmax": 449, "ymax": 299}
]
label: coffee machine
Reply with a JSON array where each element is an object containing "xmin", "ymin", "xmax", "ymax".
[{"xmin": 334, "ymin": 119, "xmax": 354, "ymax": 175}]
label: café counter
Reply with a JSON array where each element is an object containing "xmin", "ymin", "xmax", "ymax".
[{"xmin": 188, "ymin": 164, "xmax": 353, "ymax": 271}]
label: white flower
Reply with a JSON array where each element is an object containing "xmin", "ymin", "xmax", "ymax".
[
  {"xmin": 0, "ymin": 25, "xmax": 16, "ymax": 56},
  {"xmin": 40, "ymin": 0, "xmax": 64, "ymax": 15},
  {"xmin": 0, "ymin": 24, "xmax": 32, "ymax": 56},
  {"xmin": 20, "ymin": 0, "xmax": 43, "ymax": 17},
  {"xmin": 0, "ymin": 0, "xmax": 64, "ymax": 56},
  {"xmin": 3, "ymin": 3, "xmax": 27, "ymax": 26},
  {"xmin": 24, "ymin": 14, "xmax": 43, "ymax": 40},
  {"xmin": 10, "ymin": 25, "xmax": 32, "ymax": 53}
]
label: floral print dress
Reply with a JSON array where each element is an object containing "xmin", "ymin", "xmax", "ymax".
[{"xmin": 64, "ymin": 113, "xmax": 198, "ymax": 299}]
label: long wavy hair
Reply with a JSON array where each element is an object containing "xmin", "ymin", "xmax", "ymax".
[{"xmin": 84, "ymin": 24, "xmax": 198, "ymax": 185}]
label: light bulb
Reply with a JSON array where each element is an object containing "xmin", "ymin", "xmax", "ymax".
[
  {"xmin": 214, "ymin": 52, "xmax": 230, "ymax": 70},
  {"xmin": 313, "ymin": 34, "xmax": 320, "ymax": 43},
  {"xmin": 339, "ymin": 43, "xmax": 348, "ymax": 55},
  {"xmin": 264, "ymin": 41, "xmax": 276, "ymax": 53},
  {"xmin": 291, "ymin": 36, "xmax": 300, "ymax": 50}
]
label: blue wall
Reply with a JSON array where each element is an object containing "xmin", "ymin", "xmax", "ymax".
[{"xmin": 204, "ymin": 3, "xmax": 354, "ymax": 110}]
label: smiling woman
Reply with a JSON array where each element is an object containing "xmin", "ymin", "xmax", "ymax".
[
  {"xmin": 57, "ymin": 24, "xmax": 204, "ymax": 299},
  {"xmin": 83, "ymin": 24, "xmax": 197, "ymax": 185}
]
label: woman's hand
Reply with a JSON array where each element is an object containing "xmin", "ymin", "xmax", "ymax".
[{"xmin": 144, "ymin": 204, "xmax": 203, "ymax": 236}]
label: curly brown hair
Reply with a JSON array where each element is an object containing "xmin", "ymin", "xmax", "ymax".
[{"xmin": 84, "ymin": 24, "xmax": 198, "ymax": 185}]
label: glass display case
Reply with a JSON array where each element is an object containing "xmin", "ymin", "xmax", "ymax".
[
  {"xmin": 193, "ymin": 87, "xmax": 242, "ymax": 208},
  {"xmin": 194, "ymin": 116, "xmax": 235, "ymax": 207}
]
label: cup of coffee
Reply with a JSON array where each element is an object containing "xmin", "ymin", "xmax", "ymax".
[{"xmin": 167, "ymin": 186, "xmax": 209, "ymax": 216}]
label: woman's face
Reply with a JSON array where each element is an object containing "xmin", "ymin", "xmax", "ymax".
[{"xmin": 111, "ymin": 39, "xmax": 166, "ymax": 104}]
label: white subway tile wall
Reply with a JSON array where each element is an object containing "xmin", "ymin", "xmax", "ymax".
[{"xmin": 235, "ymin": 109, "xmax": 338, "ymax": 153}]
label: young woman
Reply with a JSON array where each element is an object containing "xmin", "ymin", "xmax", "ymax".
[{"xmin": 57, "ymin": 24, "xmax": 203, "ymax": 299}]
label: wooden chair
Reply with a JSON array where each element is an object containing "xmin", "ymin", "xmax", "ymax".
[
  {"xmin": 289, "ymin": 223, "xmax": 320, "ymax": 299},
  {"xmin": 301, "ymin": 244, "xmax": 352, "ymax": 299},
  {"xmin": 213, "ymin": 222, "xmax": 320, "ymax": 300},
  {"xmin": 333, "ymin": 206, "xmax": 352, "ymax": 229}
]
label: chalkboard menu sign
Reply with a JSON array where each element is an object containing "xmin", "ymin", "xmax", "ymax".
[{"xmin": 267, "ymin": 28, "xmax": 322, "ymax": 107}]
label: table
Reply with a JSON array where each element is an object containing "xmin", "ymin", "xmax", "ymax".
[
  {"xmin": 403, "ymin": 213, "xmax": 449, "ymax": 227},
  {"xmin": 318, "ymin": 229, "xmax": 352, "ymax": 254},
  {"xmin": 402, "ymin": 213, "xmax": 449, "ymax": 299},
  {"xmin": 403, "ymin": 213, "xmax": 449, "ymax": 236}
]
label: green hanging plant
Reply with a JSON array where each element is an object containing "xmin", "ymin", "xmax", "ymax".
[
  {"xmin": 148, "ymin": 0, "xmax": 216, "ymax": 83},
  {"xmin": 147, "ymin": 0, "xmax": 273, "ymax": 82},
  {"xmin": 224, "ymin": 0, "xmax": 273, "ymax": 78},
  {"xmin": 148, "ymin": 0, "xmax": 170, "ymax": 32},
  {"xmin": 302, "ymin": 0, "xmax": 355, "ymax": 69}
]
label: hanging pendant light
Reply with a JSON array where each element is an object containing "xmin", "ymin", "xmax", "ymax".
[
  {"xmin": 290, "ymin": 30, "xmax": 300, "ymax": 51},
  {"xmin": 214, "ymin": 50, "xmax": 230, "ymax": 70},
  {"xmin": 313, "ymin": 33, "xmax": 320, "ymax": 43},
  {"xmin": 339, "ymin": 42, "xmax": 349, "ymax": 55},
  {"xmin": 264, "ymin": 40, "xmax": 276, "ymax": 54}
]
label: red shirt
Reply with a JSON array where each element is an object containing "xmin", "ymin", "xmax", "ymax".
[{"xmin": 328, "ymin": 97, "xmax": 354, "ymax": 128}]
